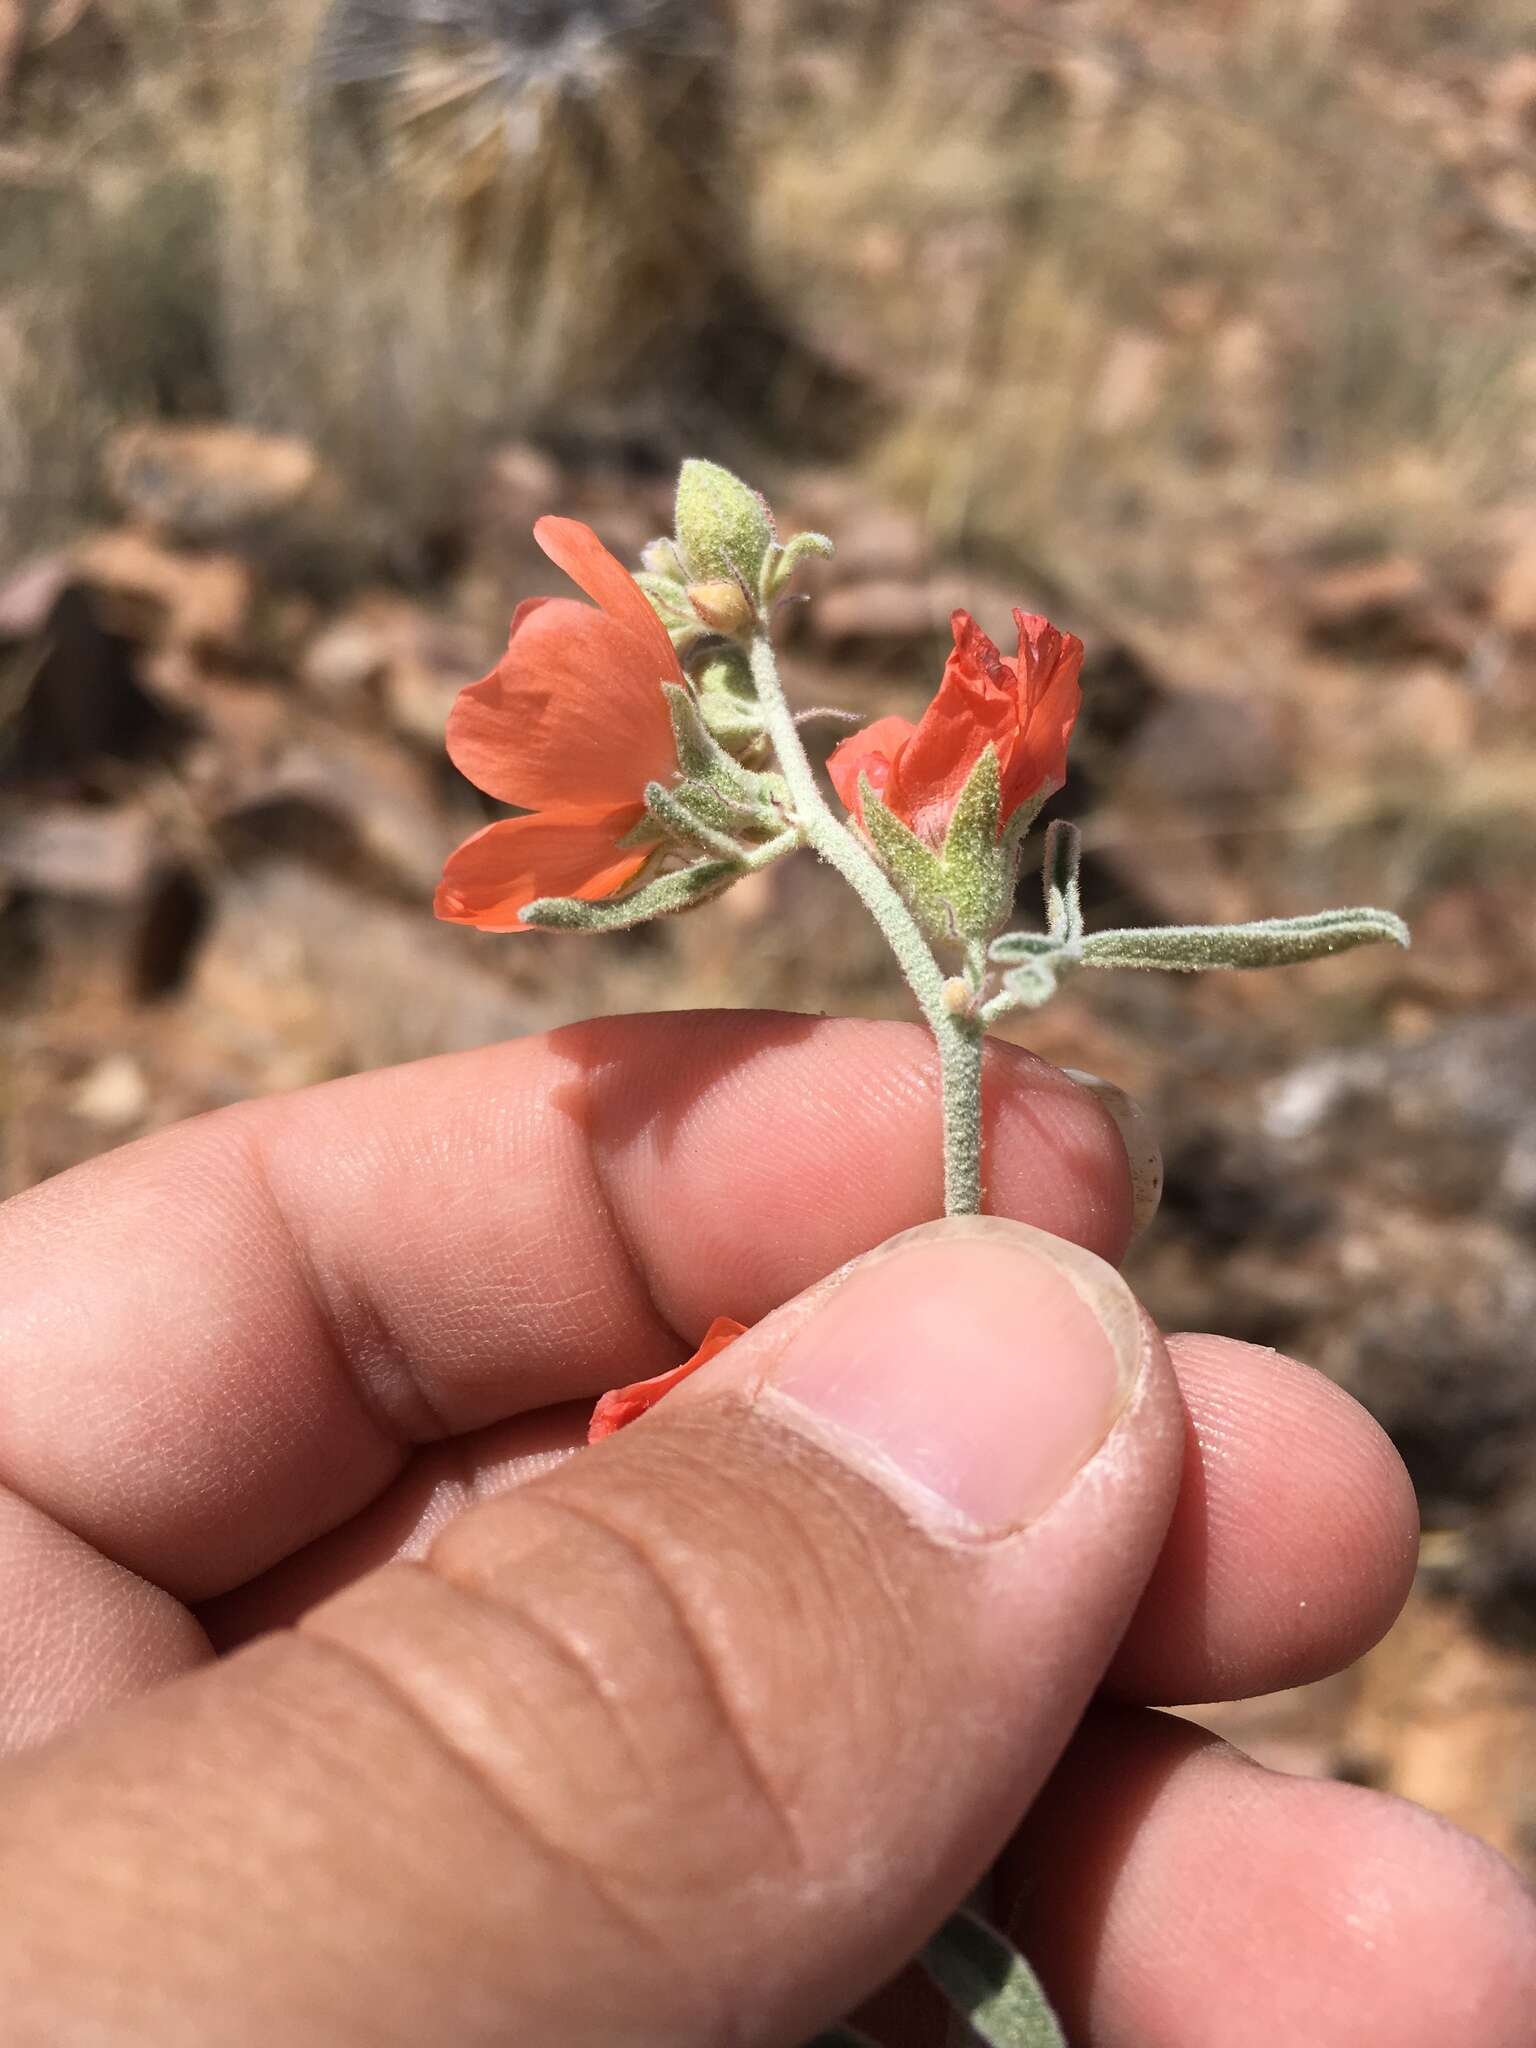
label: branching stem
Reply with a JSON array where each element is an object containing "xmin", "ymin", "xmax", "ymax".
[{"xmin": 749, "ymin": 633, "xmax": 984, "ymax": 1214}]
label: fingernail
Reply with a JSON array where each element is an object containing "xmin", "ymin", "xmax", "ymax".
[
  {"xmin": 1063, "ymin": 1069, "xmax": 1163, "ymax": 1239},
  {"xmin": 765, "ymin": 1217, "xmax": 1143, "ymax": 1535}
]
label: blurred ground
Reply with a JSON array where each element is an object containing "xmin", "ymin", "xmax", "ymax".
[{"xmin": 2, "ymin": 0, "xmax": 1536, "ymax": 1876}]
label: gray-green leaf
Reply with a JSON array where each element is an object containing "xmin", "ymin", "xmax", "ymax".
[
  {"xmin": 521, "ymin": 860, "xmax": 739, "ymax": 932},
  {"xmin": 1040, "ymin": 819, "xmax": 1082, "ymax": 947},
  {"xmin": 999, "ymin": 957, "xmax": 1061, "ymax": 1010},
  {"xmin": 920, "ymin": 1909, "xmax": 1069, "ymax": 2048},
  {"xmin": 987, "ymin": 931, "xmax": 1061, "ymax": 963},
  {"xmin": 1079, "ymin": 906, "xmax": 1409, "ymax": 973}
]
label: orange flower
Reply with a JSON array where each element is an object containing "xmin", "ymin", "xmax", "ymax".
[
  {"xmin": 588, "ymin": 1316, "xmax": 748, "ymax": 1442},
  {"xmin": 828, "ymin": 608, "xmax": 1083, "ymax": 849},
  {"xmin": 435, "ymin": 517, "xmax": 687, "ymax": 932}
]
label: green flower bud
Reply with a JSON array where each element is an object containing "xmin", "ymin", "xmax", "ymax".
[{"xmin": 674, "ymin": 459, "xmax": 777, "ymax": 588}]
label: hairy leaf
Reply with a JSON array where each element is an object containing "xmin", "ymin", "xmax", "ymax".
[
  {"xmin": 521, "ymin": 859, "xmax": 739, "ymax": 931},
  {"xmin": 920, "ymin": 1909, "xmax": 1069, "ymax": 2048},
  {"xmin": 1040, "ymin": 819, "xmax": 1082, "ymax": 947},
  {"xmin": 1080, "ymin": 906, "xmax": 1409, "ymax": 973}
]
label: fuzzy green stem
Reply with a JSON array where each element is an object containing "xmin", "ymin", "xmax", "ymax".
[{"xmin": 749, "ymin": 633, "xmax": 985, "ymax": 1214}]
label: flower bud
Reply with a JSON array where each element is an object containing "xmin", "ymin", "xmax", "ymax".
[
  {"xmin": 674, "ymin": 459, "xmax": 777, "ymax": 589},
  {"xmin": 687, "ymin": 579, "xmax": 755, "ymax": 637},
  {"xmin": 641, "ymin": 536, "xmax": 688, "ymax": 580}
]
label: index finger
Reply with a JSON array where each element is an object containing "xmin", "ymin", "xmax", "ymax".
[{"xmin": 0, "ymin": 1013, "xmax": 1131, "ymax": 1601}]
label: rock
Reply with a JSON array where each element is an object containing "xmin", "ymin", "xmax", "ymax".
[
  {"xmin": 809, "ymin": 576, "xmax": 966, "ymax": 658},
  {"xmin": 69, "ymin": 1052, "xmax": 149, "ymax": 1129},
  {"xmin": 0, "ymin": 553, "xmax": 69, "ymax": 641},
  {"xmin": 102, "ymin": 424, "xmax": 321, "ymax": 547},
  {"xmin": 0, "ymin": 801, "xmax": 157, "ymax": 900},
  {"xmin": 1301, "ymin": 555, "xmax": 1468, "ymax": 659},
  {"xmin": 298, "ymin": 609, "xmax": 398, "ymax": 706},
  {"xmin": 480, "ymin": 441, "xmax": 563, "ymax": 528},
  {"xmin": 1376, "ymin": 663, "xmax": 1477, "ymax": 757},
  {"xmin": 1088, "ymin": 328, "xmax": 1168, "ymax": 434},
  {"xmin": 820, "ymin": 506, "xmax": 930, "ymax": 584},
  {"xmin": 298, "ymin": 596, "xmax": 483, "ymax": 744},
  {"xmin": 1490, "ymin": 523, "xmax": 1536, "ymax": 639},
  {"xmin": 1122, "ymin": 689, "xmax": 1284, "ymax": 807},
  {"xmin": 71, "ymin": 529, "xmax": 250, "ymax": 660},
  {"xmin": 1485, "ymin": 53, "xmax": 1536, "ymax": 141},
  {"xmin": 1, "ymin": 581, "xmax": 193, "ymax": 779}
]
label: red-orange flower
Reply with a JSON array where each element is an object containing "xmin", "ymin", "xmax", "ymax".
[
  {"xmin": 588, "ymin": 1316, "xmax": 747, "ymax": 1443},
  {"xmin": 828, "ymin": 608, "xmax": 1083, "ymax": 849},
  {"xmin": 435, "ymin": 517, "xmax": 686, "ymax": 932}
]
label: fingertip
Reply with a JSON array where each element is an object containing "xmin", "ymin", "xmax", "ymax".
[
  {"xmin": 1109, "ymin": 1333, "xmax": 1421, "ymax": 1703},
  {"xmin": 983, "ymin": 1041, "xmax": 1138, "ymax": 1266},
  {"xmin": 1010, "ymin": 1709, "xmax": 1536, "ymax": 2048}
]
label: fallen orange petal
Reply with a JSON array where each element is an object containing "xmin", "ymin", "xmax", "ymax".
[{"xmin": 588, "ymin": 1315, "xmax": 749, "ymax": 1442}]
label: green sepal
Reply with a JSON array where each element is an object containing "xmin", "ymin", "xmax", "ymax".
[
  {"xmin": 641, "ymin": 782, "xmax": 751, "ymax": 861},
  {"xmin": 860, "ymin": 780, "xmax": 954, "ymax": 943},
  {"xmin": 1001, "ymin": 784, "xmax": 1052, "ymax": 859},
  {"xmin": 1079, "ymin": 906, "xmax": 1410, "ymax": 973},
  {"xmin": 692, "ymin": 648, "xmax": 767, "ymax": 752},
  {"xmin": 859, "ymin": 750, "xmax": 1016, "ymax": 948},
  {"xmin": 640, "ymin": 536, "xmax": 687, "ymax": 580},
  {"xmin": 521, "ymin": 860, "xmax": 740, "ymax": 932},
  {"xmin": 674, "ymin": 458, "xmax": 776, "ymax": 587},
  {"xmin": 1041, "ymin": 818, "xmax": 1083, "ymax": 945},
  {"xmin": 763, "ymin": 529, "xmax": 834, "ymax": 604},
  {"xmin": 663, "ymin": 683, "xmax": 765, "ymax": 794},
  {"xmin": 633, "ymin": 570, "xmax": 697, "ymax": 636},
  {"xmin": 920, "ymin": 1908, "xmax": 1068, "ymax": 2048},
  {"xmin": 940, "ymin": 746, "xmax": 1014, "ymax": 943}
]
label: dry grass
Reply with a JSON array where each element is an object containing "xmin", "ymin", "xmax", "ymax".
[
  {"xmin": 754, "ymin": 0, "xmax": 1535, "ymax": 617},
  {"xmin": 3, "ymin": 0, "xmax": 1532, "ymax": 593}
]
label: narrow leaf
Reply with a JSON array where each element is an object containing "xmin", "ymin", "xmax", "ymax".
[
  {"xmin": 1079, "ymin": 906, "xmax": 1409, "ymax": 973},
  {"xmin": 988, "ymin": 931, "xmax": 1061, "ymax": 963},
  {"xmin": 521, "ymin": 860, "xmax": 739, "ymax": 932},
  {"xmin": 999, "ymin": 958, "xmax": 1060, "ymax": 1010},
  {"xmin": 920, "ymin": 1909, "xmax": 1068, "ymax": 2048},
  {"xmin": 1040, "ymin": 819, "xmax": 1082, "ymax": 946}
]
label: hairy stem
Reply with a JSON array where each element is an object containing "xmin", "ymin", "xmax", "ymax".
[{"xmin": 749, "ymin": 633, "xmax": 984, "ymax": 1214}]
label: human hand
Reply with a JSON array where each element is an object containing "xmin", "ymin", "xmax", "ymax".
[{"xmin": 0, "ymin": 1014, "xmax": 1531, "ymax": 2045}]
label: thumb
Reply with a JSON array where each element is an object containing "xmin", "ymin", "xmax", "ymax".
[{"xmin": 0, "ymin": 1218, "xmax": 1182, "ymax": 2047}]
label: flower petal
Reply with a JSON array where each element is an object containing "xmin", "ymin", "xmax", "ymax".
[
  {"xmin": 534, "ymin": 516, "xmax": 686, "ymax": 688},
  {"xmin": 827, "ymin": 715, "xmax": 916, "ymax": 823},
  {"xmin": 434, "ymin": 803, "xmax": 655, "ymax": 933},
  {"xmin": 883, "ymin": 617, "xmax": 1017, "ymax": 845},
  {"xmin": 875, "ymin": 608, "xmax": 1085, "ymax": 843},
  {"xmin": 446, "ymin": 598, "xmax": 679, "ymax": 810},
  {"xmin": 1003, "ymin": 608, "xmax": 1083, "ymax": 810},
  {"xmin": 587, "ymin": 1316, "xmax": 749, "ymax": 1442}
]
